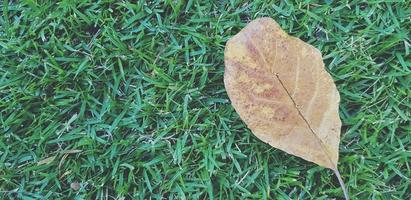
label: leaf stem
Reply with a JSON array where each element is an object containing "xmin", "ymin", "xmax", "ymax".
[{"xmin": 333, "ymin": 168, "xmax": 349, "ymax": 200}]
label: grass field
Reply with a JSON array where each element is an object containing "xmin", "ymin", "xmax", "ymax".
[{"xmin": 1, "ymin": 0, "xmax": 410, "ymax": 199}]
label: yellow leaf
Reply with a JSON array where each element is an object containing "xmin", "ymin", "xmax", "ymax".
[{"xmin": 224, "ymin": 17, "xmax": 349, "ymax": 199}]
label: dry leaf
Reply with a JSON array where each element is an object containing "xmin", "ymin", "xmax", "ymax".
[{"xmin": 224, "ymin": 18, "xmax": 348, "ymax": 199}]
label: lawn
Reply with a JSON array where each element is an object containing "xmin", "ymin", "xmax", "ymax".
[{"xmin": 0, "ymin": 0, "xmax": 410, "ymax": 199}]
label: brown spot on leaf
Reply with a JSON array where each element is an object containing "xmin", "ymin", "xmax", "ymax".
[{"xmin": 273, "ymin": 107, "xmax": 290, "ymax": 121}]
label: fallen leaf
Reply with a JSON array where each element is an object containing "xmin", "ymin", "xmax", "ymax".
[{"xmin": 224, "ymin": 17, "xmax": 348, "ymax": 199}]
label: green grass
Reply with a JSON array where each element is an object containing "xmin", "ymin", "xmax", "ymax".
[{"xmin": 0, "ymin": 0, "xmax": 410, "ymax": 199}]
